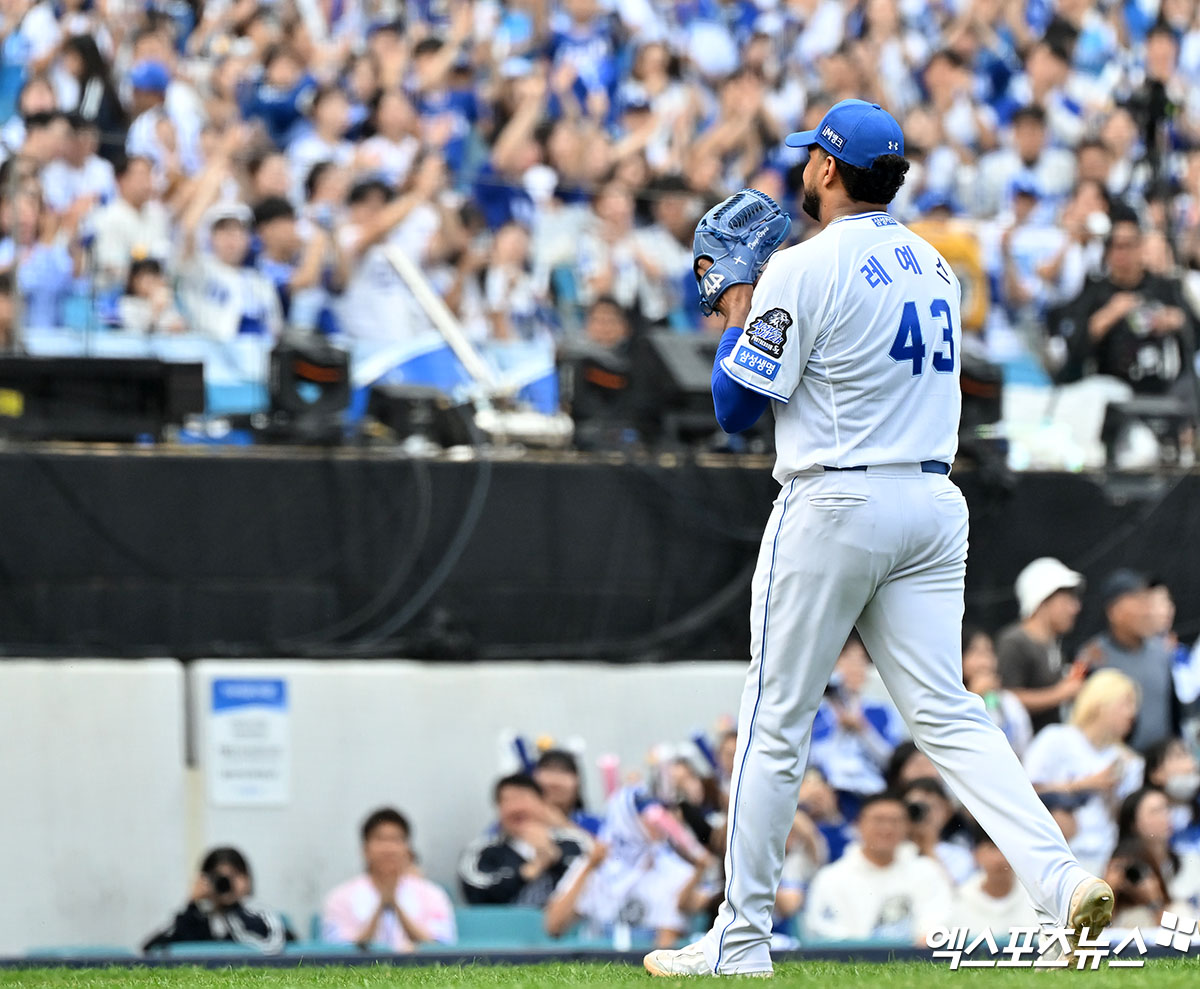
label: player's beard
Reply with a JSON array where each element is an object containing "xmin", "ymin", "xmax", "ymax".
[{"xmin": 802, "ymin": 183, "xmax": 821, "ymax": 222}]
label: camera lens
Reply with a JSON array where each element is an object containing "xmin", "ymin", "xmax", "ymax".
[
  {"xmin": 906, "ymin": 801, "xmax": 928, "ymax": 823},
  {"xmin": 1123, "ymin": 862, "xmax": 1147, "ymax": 886},
  {"xmin": 213, "ymin": 873, "xmax": 233, "ymax": 896}
]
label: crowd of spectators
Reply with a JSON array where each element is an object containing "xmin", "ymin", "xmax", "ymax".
[
  {"xmin": 140, "ymin": 560, "xmax": 1200, "ymax": 954},
  {"xmin": 1, "ymin": 0, "xmax": 1200, "ymax": 442}
]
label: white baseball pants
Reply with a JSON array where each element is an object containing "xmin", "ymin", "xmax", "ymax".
[{"xmin": 699, "ymin": 464, "xmax": 1091, "ymax": 974}]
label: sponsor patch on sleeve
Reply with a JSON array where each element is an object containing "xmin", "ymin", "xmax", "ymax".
[
  {"xmin": 746, "ymin": 308, "xmax": 792, "ymax": 359},
  {"xmin": 733, "ymin": 345, "xmax": 780, "ymax": 381}
]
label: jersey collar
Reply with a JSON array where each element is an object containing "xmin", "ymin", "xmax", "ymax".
[{"xmin": 828, "ymin": 210, "xmax": 892, "ymax": 226}]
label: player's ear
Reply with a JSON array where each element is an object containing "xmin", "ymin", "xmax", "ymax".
[{"xmin": 822, "ymin": 154, "xmax": 839, "ymax": 189}]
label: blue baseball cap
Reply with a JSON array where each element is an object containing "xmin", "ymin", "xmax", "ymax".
[
  {"xmin": 130, "ymin": 60, "xmax": 170, "ymax": 93},
  {"xmin": 1010, "ymin": 175, "xmax": 1040, "ymax": 198},
  {"xmin": 785, "ymin": 99, "xmax": 904, "ymax": 169}
]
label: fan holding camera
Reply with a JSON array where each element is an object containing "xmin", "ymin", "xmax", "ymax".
[
  {"xmin": 142, "ymin": 846, "xmax": 291, "ymax": 954},
  {"xmin": 1053, "ymin": 206, "xmax": 1199, "ymax": 415},
  {"xmin": 1101, "ymin": 840, "xmax": 1179, "ymax": 931}
]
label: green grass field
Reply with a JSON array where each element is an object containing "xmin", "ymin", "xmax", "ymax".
[{"xmin": 3, "ymin": 960, "xmax": 1200, "ymax": 989}]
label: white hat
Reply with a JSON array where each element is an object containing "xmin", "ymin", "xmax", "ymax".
[
  {"xmin": 203, "ymin": 201, "xmax": 252, "ymax": 227},
  {"xmin": 1015, "ymin": 557, "xmax": 1085, "ymax": 619}
]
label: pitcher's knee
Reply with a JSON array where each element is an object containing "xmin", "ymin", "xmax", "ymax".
[
  {"xmin": 750, "ymin": 726, "xmax": 809, "ymax": 778},
  {"xmin": 907, "ymin": 697, "xmax": 993, "ymax": 743}
]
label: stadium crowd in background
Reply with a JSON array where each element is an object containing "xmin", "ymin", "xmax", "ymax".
[
  {"xmin": 2, "ymin": 0, "xmax": 1196, "ymax": 962},
  {"xmin": 460, "ymin": 562, "xmax": 1200, "ymax": 949},
  {"xmin": 132, "ymin": 561, "xmax": 1200, "ymax": 955},
  {"xmin": 0, "ymin": 0, "xmax": 1199, "ymax": 440}
]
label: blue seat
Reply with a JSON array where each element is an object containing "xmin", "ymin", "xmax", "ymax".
[
  {"xmin": 800, "ymin": 936, "xmax": 914, "ymax": 950},
  {"xmin": 162, "ymin": 941, "xmax": 268, "ymax": 958},
  {"xmin": 26, "ymin": 946, "xmax": 135, "ymax": 959},
  {"xmin": 453, "ymin": 905, "xmax": 553, "ymax": 948},
  {"xmin": 553, "ymin": 929, "xmax": 615, "ymax": 949}
]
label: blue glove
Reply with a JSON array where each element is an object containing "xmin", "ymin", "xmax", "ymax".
[{"xmin": 693, "ymin": 189, "xmax": 791, "ymax": 317}]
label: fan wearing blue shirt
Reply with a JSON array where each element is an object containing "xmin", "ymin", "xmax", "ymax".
[
  {"xmin": 0, "ymin": 181, "xmax": 78, "ymax": 330},
  {"xmin": 252, "ymin": 196, "xmax": 337, "ymax": 333},
  {"xmin": 809, "ymin": 636, "xmax": 905, "ymax": 814},
  {"xmin": 546, "ymin": 0, "xmax": 618, "ymax": 120},
  {"xmin": 240, "ymin": 45, "xmax": 317, "ymax": 150},
  {"xmin": 410, "ymin": 38, "xmax": 480, "ymax": 178}
]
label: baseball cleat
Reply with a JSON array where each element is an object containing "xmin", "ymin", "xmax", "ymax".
[
  {"xmin": 643, "ymin": 943, "xmax": 773, "ymax": 978},
  {"xmin": 1064, "ymin": 876, "xmax": 1115, "ymax": 966},
  {"xmin": 644, "ymin": 944, "xmax": 712, "ymax": 977}
]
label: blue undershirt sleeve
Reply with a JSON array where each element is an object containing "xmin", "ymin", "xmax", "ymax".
[{"xmin": 711, "ymin": 325, "xmax": 769, "ymax": 433}]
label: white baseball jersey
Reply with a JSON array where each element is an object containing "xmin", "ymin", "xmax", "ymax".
[
  {"xmin": 696, "ymin": 211, "xmax": 1094, "ymax": 978},
  {"xmin": 719, "ymin": 210, "xmax": 963, "ymax": 483}
]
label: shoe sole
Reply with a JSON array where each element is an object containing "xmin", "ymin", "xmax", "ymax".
[
  {"xmin": 643, "ymin": 954, "xmax": 709, "ymax": 978},
  {"xmin": 643, "ymin": 956, "xmax": 672, "ymax": 978},
  {"xmin": 642, "ymin": 954, "xmax": 773, "ymax": 978},
  {"xmin": 1067, "ymin": 879, "xmax": 1115, "ymax": 965}
]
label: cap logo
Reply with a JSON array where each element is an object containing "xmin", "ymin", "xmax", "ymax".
[{"xmin": 821, "ymin": 124, "xmax": 845, "ymax": 150}]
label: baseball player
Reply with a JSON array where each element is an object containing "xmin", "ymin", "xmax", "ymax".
[{"xmin": 644, "ymin": 99, "xmax": 1112, "ymax": 977}]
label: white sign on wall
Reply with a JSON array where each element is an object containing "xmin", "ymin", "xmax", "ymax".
[{"xmin": 208, "ymin": 678, "xmax": 290, "ymax": 807}]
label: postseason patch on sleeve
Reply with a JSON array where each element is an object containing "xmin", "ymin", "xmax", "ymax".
[
  {"xmin": 746, "ymin": 308, "xmax": 792, "ymax": 359},
  {"xmin": 733, "ymin": 345, "xmax": 780, "ymax": 380}
]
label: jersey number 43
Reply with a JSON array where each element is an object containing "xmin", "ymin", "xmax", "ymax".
[{"xmin": 888, "ymin": 299, "xmax": 955, "ymax": 376}]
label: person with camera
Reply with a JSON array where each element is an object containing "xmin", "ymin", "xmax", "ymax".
[
  {"xmin": 1053, "ymin": 206, "xmax": 1199, "ymax": 410},
  {"xmin": 1102, "ymin": 838, "xmax": 1180, "ymax": 930},
  {"xmin": 142, "ymin": 846, "xmax": 290, "ymax": 953},
  {"xmin": 900, "ymin": 778, "xmax": 976, "ymax": 886},
  {"xmin": 1117, "ymin": 786, "xmax": 1200, "ymax": 914}
]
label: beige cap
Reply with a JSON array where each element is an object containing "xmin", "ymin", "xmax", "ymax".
[{"xmin": 1015, "ymin": 557, "xmax": 1085, "ymax": 619}]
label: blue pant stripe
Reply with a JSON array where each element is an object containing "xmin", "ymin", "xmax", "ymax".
[{"xmin": 714, "ymin": 475, "xmax": 797, "ymax": 972}]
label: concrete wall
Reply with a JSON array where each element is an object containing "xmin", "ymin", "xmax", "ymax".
[
  {"xmin": 0, "ymin": 659, "xmax": 748, "ymax": 954},
  {"xmin": 0, "ymin": 660, "xmax": 188, "ymax": 956}
]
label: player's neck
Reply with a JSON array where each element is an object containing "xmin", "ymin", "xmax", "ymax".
[{"xmin": 820, "ymin": 199, "xmax": 888, "ymax": 227}]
